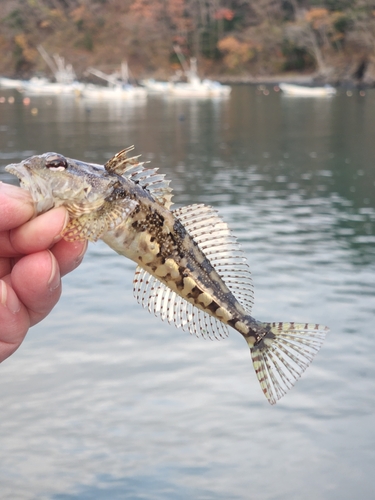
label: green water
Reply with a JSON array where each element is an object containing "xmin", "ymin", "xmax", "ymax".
[{"xmin": 0, "ymin": 86, "xmax": 374, "ymax": 499}]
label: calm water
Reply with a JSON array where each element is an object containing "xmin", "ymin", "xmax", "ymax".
[{"xmin": 0, "ymin": 86, "xmax": 374, "ymax": 500}]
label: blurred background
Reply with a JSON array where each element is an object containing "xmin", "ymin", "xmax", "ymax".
[
  {"xmin": 1, "ymin": 0, "xmax": 375, "ymax": 86},
  {"xmin": 0, "ymin": 2, "xmax": 375, "ymax": 500}
]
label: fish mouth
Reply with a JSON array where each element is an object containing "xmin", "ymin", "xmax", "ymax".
[
  {"xmin": 6, "ymin": 162, "xmax": 33, "ymax": 185},
  {"xmin": 5, "ymin": 161, "xmax": 55, "ymax": 214}
]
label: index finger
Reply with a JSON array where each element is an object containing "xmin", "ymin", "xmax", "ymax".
[{"xmin": 0, "ymin": 182, "xmax": 35, "ymax": 231}]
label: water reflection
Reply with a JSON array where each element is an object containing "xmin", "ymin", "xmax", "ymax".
[{"xmin": 0, "ymin": 86, "xmax": 374, "ymax": 500}]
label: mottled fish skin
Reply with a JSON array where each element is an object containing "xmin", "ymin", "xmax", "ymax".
[
  {"xmin": 103, "ymin": 189, "xmax": 255, "ymax": 330},
  {"xmin": 5, "ymin": 148, "xmax": 329, "ymax": 405}
]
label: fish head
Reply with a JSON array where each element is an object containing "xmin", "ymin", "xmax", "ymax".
[{"xmin": 5, "ymin": 153, "xmax": 118, "ymax": 216}]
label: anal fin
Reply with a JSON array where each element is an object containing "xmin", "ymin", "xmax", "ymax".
[{"xmin": 133, "ymin": 266, "xmax": 229, "ymax": 340}]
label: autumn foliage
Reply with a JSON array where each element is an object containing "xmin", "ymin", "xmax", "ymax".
[
  {"xmin": 218, "ymin": 36, "xmax": 255, "ymax": 70},
  {"xmin": 0, "ymin": 0, "xmax": 374, "ymax": 82}
]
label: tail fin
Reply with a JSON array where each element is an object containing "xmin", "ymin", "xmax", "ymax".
[{"xmin": 250, "ymin": 322, "xmax": 328, "ymax": 405}]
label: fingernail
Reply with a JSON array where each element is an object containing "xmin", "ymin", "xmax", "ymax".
[
  {"xmin": 52, "ymin": 208, "xmax": 70, "ymax": 243},
  {"xmin": 62, "ymin": 209, "xmax": 69, "ymax": 231},
  {"xmin": 0, "ymin": 279, "xmax": 21, "ymax": 314},
  {"xmin": 47, "ymin": 251, "xmax": 61, "ymax": 291},
  {"xmin": 75, "ymin": 240, "xmax": 88, "ymax": 264}
]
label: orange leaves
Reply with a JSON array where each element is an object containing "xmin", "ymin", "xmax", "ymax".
[
  {"xmin": 14, "ymin": 34, "xmax": 38, "ymax": 63},
  {"xmin": 128, "ymin": 0, "xmax": 192, "ymax": 46},
  {"xmin": 214, "ymin": 8, "xmax": 235, "ymax": 21},
  {"xmin": 129, "ymin": 0, "xmax": 162, "ymax": 20},
  {"xmin": 167, "ymin": 0, "xmax": 192, "ymax": 33},
  {"xmin": 305, "ymin": 8, "xmax": 329, "ymax": 24},
  {"xmin": 70, "ymin": 6, "xmax": 86, "ymax": 24},
  {"xmin": 305, "ymin": 7, "xmax": 344, "ymax": 34},
  {"xmin": 167, "ymin": 0, "xmax": 185, "ymax": 18},
  {"xmin": 305, "ymin": 7, "xmax": 332, "ymax": 33},
  {"xmin": 218, "ymin": 36, "xmax": 255, "ymax": 70}
]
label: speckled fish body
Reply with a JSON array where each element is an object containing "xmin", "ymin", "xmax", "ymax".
[{"xmin": 6, "ymin": 148, "xmax": 328, "ymax": 404}]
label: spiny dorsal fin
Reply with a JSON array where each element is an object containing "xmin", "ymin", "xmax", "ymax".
[
  {"xmin": 173, "ymin": 204, "xmax": 254, "ymax": 314},
  {"xmin": 104, "ymin": 146, "xmax": 140, "ymax": 174},
  {"xmin": 105, "ymin": 147, "xmax": 174, "ymax": 209},
  {"xmin": 251, "ymin": 322, "xmax": 329, "ymax": 404},
  {"xmin": 133, "ymin": 266, "xmax": 229, "ymax": 340}
]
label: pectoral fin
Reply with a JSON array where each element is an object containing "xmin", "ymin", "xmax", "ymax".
[{"xmin": 62, "ymin": 199, "xmax": 138, "ymax": 242}]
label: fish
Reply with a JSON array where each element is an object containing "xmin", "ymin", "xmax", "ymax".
[{"xmin": 5, "ymin": 147, "xmax": 329, "ymax": 404}]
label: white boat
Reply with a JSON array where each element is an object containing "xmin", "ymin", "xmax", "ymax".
[
  {"xmin": 0, "ymin": 77, "xmax": 25, "ymax": 90},
  {"xmin": 170, "ymin": 66, "xmax": 231, "ymax": 98},
  {"xmin": 142, "ymin": 79, "xmax": 173, "ymax": 94},
  {"xmin": 143, "ymin": 51, "xmax": 231, "ymax": 98},
  {"xmin": 82, "ymin": 83, "xmax": 147, "ymax": 100},
  {"xmin": 23, "ymin": 76, "xmax": 84, "ymax": 95},
  {"xmin": 22, "ymin": 48, "xmax": 84, "ymax": 95},
  {"xmin": 279, "ymin": 83, "xmax": 336, "ymax": 97},
  {"xmin": 82, "ymin": 62, "xmax": 147, "ymax": 100},
  {"xmin": 143, "ymin": 76, "xmax": 230, "ymax": 98}
]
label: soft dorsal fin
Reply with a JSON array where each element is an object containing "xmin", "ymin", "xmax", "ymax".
[
  {"xmin": 133, "ymin": 266, "xmax": 229, "ymax": 340},
  {"xmin": 173, "ymin": 204, "xmax": 254, "ymax": 314},
  {"xmin": 105, "ymin": 147, "xmax": 173, "ymax": 209}
]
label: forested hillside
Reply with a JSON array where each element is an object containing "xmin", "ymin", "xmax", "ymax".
[{"xmin": 1, "ymin": 0, "xmax": 375, "ymax": 84}]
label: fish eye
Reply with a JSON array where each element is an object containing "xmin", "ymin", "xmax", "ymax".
[{"xmin": 45, "ymin": 154, "xmax": 68, "ymax": 170}]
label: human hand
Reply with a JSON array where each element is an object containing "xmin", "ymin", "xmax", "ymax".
[{"xmin": 0, "ymin": 182, "xmax": 87, "ymax": 362}]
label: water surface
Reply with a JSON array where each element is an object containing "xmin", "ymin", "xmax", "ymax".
[{"xmin": 0, "ymin": 86, "xmax": 374, "ymax": 499}]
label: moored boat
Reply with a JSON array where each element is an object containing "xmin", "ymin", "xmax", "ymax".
[
  {"xmin": 82, "ymin": 83, "xmax": 147, "ymax": 100},
  {"xmin": 83, "ymin": 62, "xmax": 147, "ymax": 100},
  {"xmin": 22, "ymin": 47, "xmax": 84, "ymax": 95},
  {"xmin": 0, "ymin": 77, "xmax": 25, "ymax": 90},
  {"xmin": 23, "ymin": 77, "xmax": 84, "ymax": 95},
  {"xmin": 143, "ymin": 57, "xmax": 231, "ymax": 98},
  {"xmin": 279, "ymin": 82, "xmax": 336, "ymax": 97}
]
